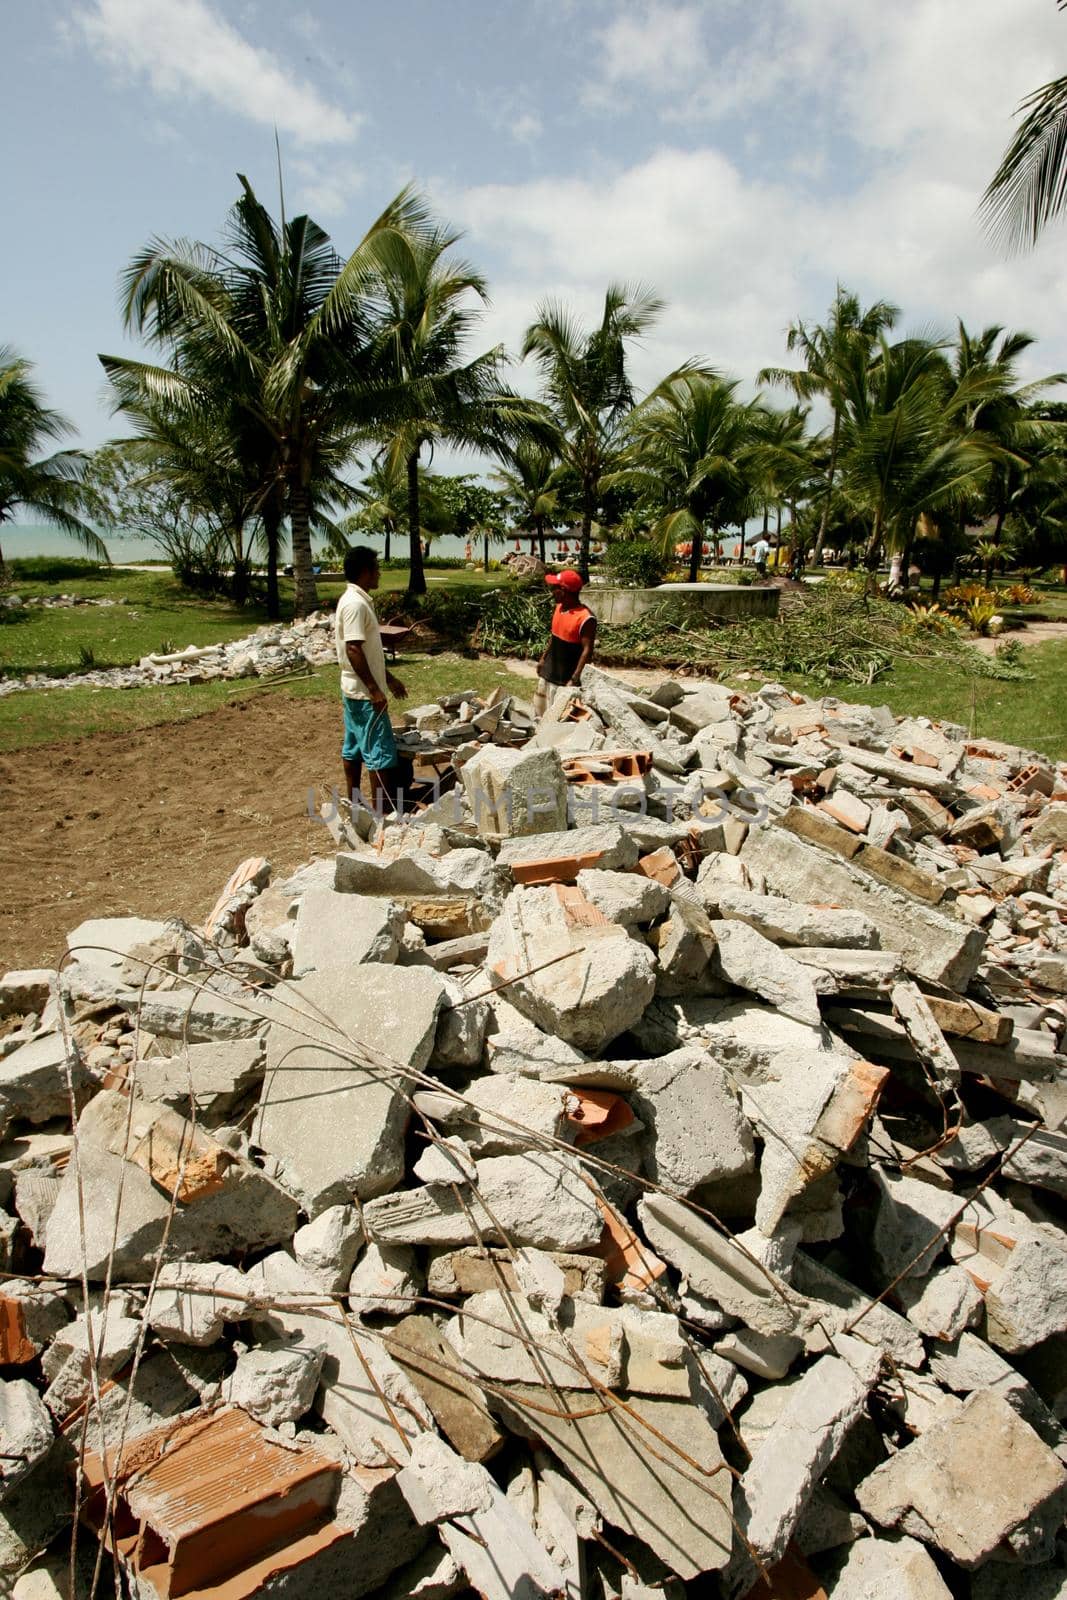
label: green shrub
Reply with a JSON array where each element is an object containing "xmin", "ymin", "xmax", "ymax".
[
  {"xmin": 603, "ymin": 540, "xmax": 668, "ymax": 588},
  {"xmin": 6, "ymin": 557, "xmax": 111, "ymax": 582}
]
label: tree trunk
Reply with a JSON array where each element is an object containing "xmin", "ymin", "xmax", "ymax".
[
  {"xmin": 535, "ymin": 516, "xmax": 546, "ymax": 564},
  {"xmin": 812, "ymin": 411, "xmax": 840, "ymax": 566},
  {"xmin": 579, "ymin": 504, "xmax": 593, "ymax": 581},
  {"xmin": 864, "ymin": 507, "xmax": 884, "ymax": 572},
  {"xmin": 688, "ymin": 529, "xmax": 701, "ymax": 584},
  {"xmin": 384, "ymin": 524, "xmax": 391, "ymax": 563},
  {"xmin": 289, "ymin": 482, "xmax": 319, "ymax": 618},
  {"xmin": 483, "ymin": 530, "xmax": 490, "ymax": 571},
  {"xmin": 262, "ymin": 502, "xmax": 281, "ymax": 621},
  {"xmin": 406, "ymin": 448, "xmax": 426, "ymax": 596}
]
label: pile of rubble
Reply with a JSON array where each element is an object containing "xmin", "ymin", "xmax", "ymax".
[
  {"xmin": 0, "ymin": 614, "xmax": 339, "ymax": 698},
  {"xmin": 3, "ymin": 665, "xmax": 1067, "ymax": 1598}
]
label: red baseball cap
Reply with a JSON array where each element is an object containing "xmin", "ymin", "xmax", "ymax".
[{"xmin": 546, "ymin": 569, "xmax": 584, "ymax": 593}]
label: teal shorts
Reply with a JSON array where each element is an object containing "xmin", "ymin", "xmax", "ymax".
[{"xmin": 341, "ymin": 697, "xmax": 397, "ymax": 771}]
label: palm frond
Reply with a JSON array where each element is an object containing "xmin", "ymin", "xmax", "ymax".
[{"xmin": 982, "ymin": 73, "xmax": 1067, "ymax": 250}]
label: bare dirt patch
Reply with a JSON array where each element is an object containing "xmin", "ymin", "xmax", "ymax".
[
  {"xmin": 0, "ymin": 693, "xmax": 345, "ymax": 974},
  {"xmin": 973, "ymin": 619, "xmax": 1067, "ymax": 655}
]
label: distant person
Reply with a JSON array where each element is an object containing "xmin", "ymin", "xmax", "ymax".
[
  {"xmin": 534, "ymin": 569, "xmax": 597, "ymax": 718},
  {"xmin": 464, "ymin": 540, "xmax": 473, "ymax": 562},
  {"xmin": 335, "ymin": 545, "xmax": 407, "ymax": 811},
  {"xmin": 752, "ymin": 534, "xmax": 770, "ymax": 577}
]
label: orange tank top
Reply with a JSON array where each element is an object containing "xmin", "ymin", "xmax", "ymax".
[{"xmin": 551, "ymin": 602, "xmax": 593, "ymax": 642}]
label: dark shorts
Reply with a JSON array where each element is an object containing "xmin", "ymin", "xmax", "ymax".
[{"xmin": 340, "ymin": 697, "xmax": 397, "ymax": 770}]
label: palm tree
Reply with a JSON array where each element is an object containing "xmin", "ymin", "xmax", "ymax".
[
  {"xmin": 372, "ymin": 223, "xmax": 546, "ymax": 596},
  {"xmin": 750, "ymin": 404, "xmax": 814, "ymax": 564},
  {"xmin": 837, "ymin": 335, "xmax": 1000, "ymax": 589},
  {"xmin": 0, "ymin": 349, "xmax": 105, "ymax": 570},
  {"xmin": 947, "ymin": 322, "xmax": 1065, "ymax": 562},
  {"xmin": 760, "ymin": 287, "xmax": 899, "ymax": 566},
  {"xmin": 522, "ymin": 285, "xmax": 666, "ymax": 579},
  {"xmin": 492, "ymin": 442, "xmax": 562, "ymax": 561},
  {"xmin": 107, "ymin": 177, "xmax": 437, "ymax": 616},
  {"xmin": 611, "ymin": 372, "xmax": 767, "ymax": 583},
  {"xmin": 982, "ymin": 5, "xmax": 1067, "ymax": 251},
  {"xmin": 342, "ymin": 459, "xmax": 408, "ymax": 561}
]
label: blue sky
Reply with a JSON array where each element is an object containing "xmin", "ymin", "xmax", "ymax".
[{"xmin": 3, "ymin": 0, "xmax": 1065, "ymax": 461}]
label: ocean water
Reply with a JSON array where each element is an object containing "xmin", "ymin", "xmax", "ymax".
[{"xmin": 1, "ymin": 523, "xmax": 561, "ymax": 566}]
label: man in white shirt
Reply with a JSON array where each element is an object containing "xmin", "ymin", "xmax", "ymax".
[
  {"xmin": 335, "ymin": 546, "xmax": 407, "ymax": 810},
  {"xmin": 752, "ymin": 535, "xmax": 771, "ymax": 577}
]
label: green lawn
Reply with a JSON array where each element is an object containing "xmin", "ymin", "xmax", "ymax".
[
  {"xmin": 734, "ymin": 639, "xmax": 1067, "ymax": 760},
  {"xmin": 0, "ymin": 655, "xmax": 533, "ymax": 753}
]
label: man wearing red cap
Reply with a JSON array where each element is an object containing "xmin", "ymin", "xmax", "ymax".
[{"xmin": 534, "ymin": 569, "xmax": 597, "ymax": 718}]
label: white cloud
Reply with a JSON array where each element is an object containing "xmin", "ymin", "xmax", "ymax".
[
  {"xmin": 447, "ymin": 0, "xmax": 1067, "ymax": 415},
  {"xmin": 586, "ymin": 2, "xmax": 708, "ymax": 104},
  {"xmin": 74, "ymin": 0, "xmax": 359, "ymax": 144}
]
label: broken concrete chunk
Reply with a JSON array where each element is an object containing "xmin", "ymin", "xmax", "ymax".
[
  {"xmin": 0, "ymin": 1382, "xmax": 53, "ymax": 1496},
  {"xmin": 250, "ymin": 1251, "xmax": 434, "ymax": 1464},
  {"xmin": 149, "ymin": 1261, "xmax": 251, "ymax": 1344},
  {"xmin": 226, "ymin": 1340, "xmax": 325, "ymax": 1427},
  {"xmin": 872, "ymin": 1169, "xmax": 960, "ymax": 1281},
  {"xmin": 461, "ymin": 744, "xmax": 568, "ymax": 837},
  {"xmin": 712, "ymin": 918, "xmax": 823, "ymax": 1026},
  {"xmin": 828, "ymin": 1534, "xmax": 953, "ymax": 1598},
  {"xmin": 413, "ymin": 1136, "xmax": 478, "ymax": 1186},
  {"xmin": 293, "ymin": 1204, "xmax": 364, "ymax": 1289},
  {"xmin": 740, "ymin": 1353, "xmax": 874, "ymax": 1564},
  {"xmin": 433, "ymin": 977, "xmax": 489, "ymax": 1068},
  {"xmin": 952, "ymin": 1206, "xmax": 1067, "ymax": 1352},
  {"xmin": 362, "ymin": 1151, "xmax": 602, "ymax": 1251},
  {"xmin": 896, "ymin": 1266, "xmax": 983, "ymax": 1342},
  {"xmin": 856, "ymin": 1388, "xmax": 1067, "ymax": 1566},
  {"xmin": 290, "ymin": 886, "xmax": 406, "ymax": 974},
  {"xmin": 254, "ymin": 966, "xmax": 444, "ymax": 1213},
  {"xmin": 487, "ymin": 885, "xmax": 656, "ymax": 1054},
  {"xmin": 575, "ymin": 868, "xmax": 670, "ymax": 925},
  {"xmin": 397, "ymin": 1431, "xmax": 567, "ymax": 1600},
  {"xmin": 348, "ymin": 1240, "xmax": 421, "ymax": 1318},
  {"xmin": 384, "ymin": 1315, "xmax": 504, "ymax": 1462}
]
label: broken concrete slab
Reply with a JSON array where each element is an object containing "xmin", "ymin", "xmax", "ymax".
[
  {"xmin": 290, "ymin": 887, "xmax": 406, "ymax": 975},
  {"xmin": 638, "ymin": 1193, "xmax": 802, "ymax": 1337},
  {"xmin": 739, "ymin": 1353, "xmax": 874, "ymax": 1564},
  {"xmin": 856, "ymin": 1388, "xmax": 1067, "ymax": 1566},
  {"xmin": 497, "ymin": 823, "xmax": 640, "ymax": 878},
  {"xmin": 712, "ymin": 919, "xmax": 823, "ymax": 1026},
  {"xmin": 254, "ymin": 966, "xmax": 444, "ymax": 1213},
  {"xmin": 713, "ymin": 887, "xmax": 879, "ymax": 949},
  {"xmin": 952, "ymin": 1205, "xmax": 1067, "ymax": 1352},
  {"xmin": 397, "ymin": 1430, "xmax": 567, "ymax": 1600},
  {"xmin": 132, "ymin": 985, "xmax": 269, "ymax": 1043},
  {"xmin": 461, "ymin": 743, "xmax": 568, "ymax": 837},
  {"xmin": 493, "ymin": 1377, "xmax": 734, "ymax": 1579},
  {"xmin": 362, "ymin": 1151, "xmax": 603, "ymax": 1251},
  {"xmin": 487, "ymin": 885, "xmax": 657, "ymax": 1054},
  {"xmin": 131, "ymin": 1037, "xmax": 264, "ymax": 1123},
  {"xmin": 742, "ymin": 824, "xmax": 986, "ymax": 989},
  {"xmin": 43, "ymin": 1090, "xmax": 298, "ymax": 1280},
  {"xmin": 426, "ymin": 1247, "xmax": 606, "ymax": 1303},
  {"xmin": 348, "ymin": 1240, "xmax": 421, "ymax": 1318},
  {"xmin": 0, "ymin": 1032, "xmax": 88, "ymax": 1139},
  {"xmin": 384, "ymin": 1315, "xmax": 504, "ymax": 1462},
  {"xmin": 293, "ymin": 1204, "xmax": 364, "ymax": 1289}
]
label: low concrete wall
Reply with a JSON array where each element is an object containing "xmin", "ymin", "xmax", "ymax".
[{"xmin": 590, "ymin": 582, "xmax": 780, "ymax": 627}]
